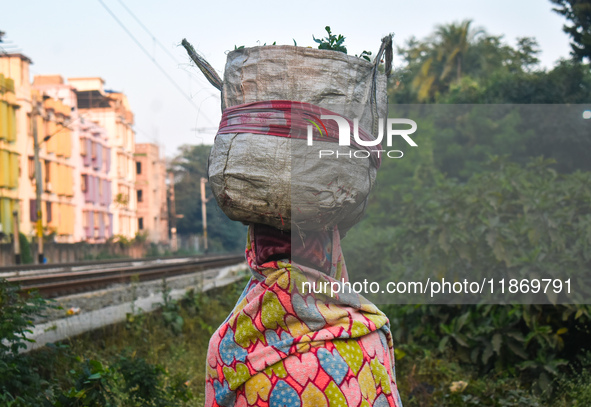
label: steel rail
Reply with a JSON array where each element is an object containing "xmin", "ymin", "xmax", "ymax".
[
  {"xmin": 8, "ymin": 254, "xmax": 245, "ymax": 298},
  {"xmin": 0, "ymin": 253, "xmax": 232, "ymax": 274}
]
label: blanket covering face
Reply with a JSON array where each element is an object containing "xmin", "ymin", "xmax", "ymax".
[{"xmin": 205, "ymin": 225, "xmax": 402, "ymax": 407}]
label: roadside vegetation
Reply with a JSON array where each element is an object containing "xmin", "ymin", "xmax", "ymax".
[
  {"xmin": 2, "ymin": 273, "xmax": 591, "ymax": 406},
  {"xmin": 0, "ymin": 277, "xmax": 245, "ymax": 406}
]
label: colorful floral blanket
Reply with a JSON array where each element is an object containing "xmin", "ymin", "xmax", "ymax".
[{"xmin": 205, "ymin": 225, "xmax": 402, "ymax": 407}]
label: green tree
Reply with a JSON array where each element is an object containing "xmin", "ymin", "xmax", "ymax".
[
  {"xmin": 392, "ymin": 22, "xmax": 545, "ymax": 104},
  {"xmin": 551, "ymin": 0, "xmax": 591, "ymax": 62},
  {"xmin": 171, "ymin": 144, "xmax": 245, "ymax": 253},
  {"xmin": 389, "ymin": 22, "xmax": 591, "ymax": 175},
  {"xmin": 435, "ymin": 20, "xmax": 480, "ymax": 82},
  {"xmin": 399, "ymin": 20, "xmax": 516, "ymax": 102},
  {"xmin": 357, "ymin": 18, "xmax": 591, "ymax": 398},
  {"xmin": 410, "ymin": 20, "xmax": 483, "ymax": 101}
]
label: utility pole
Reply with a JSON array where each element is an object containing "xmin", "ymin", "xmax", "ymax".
[
  {"xmin": 31, "ymin": 103, "xmax": 44, "ymax": 264},
  {"xmin": 12, "ymin": 210, "xmax": 21, "ymax": 264},
  {"xmin": 200, "ymin": 177, "xmax": 209, "ymax": 254},
  {"xmin": 168, "ymin": 172, "xmax": 177, "ymax": 252}
]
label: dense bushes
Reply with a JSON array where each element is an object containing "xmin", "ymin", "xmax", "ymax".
[
  {"xmin": 343, "ymin": 157, "xmax": 591, "ymax": 403},
  {"xmin": 351, "ymin": 157, "xmax": 591, "ymax": 292}
]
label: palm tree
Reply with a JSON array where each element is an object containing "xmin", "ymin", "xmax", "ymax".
[
  {"xmin": 411, "ymin": 20, "xmax": 484, "ymax": 101},
  {"xmin": 436, "ymin": 20, "xmax": 483, "ymax": 81}
]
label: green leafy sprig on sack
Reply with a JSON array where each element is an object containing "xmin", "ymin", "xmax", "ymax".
[
  {"xmin": 313, "ymin": 26, "xmax": 347, "ymax": 53},
  {"xmin": 313, "ymin": 26, "xmax": 373, "ymax": 61},
  {"xmin": 233, "ymin": 27, "xmax": 373, "ymax": 61},
  {"xmin": 357, "ymin": 50, "xmax": 373, "ymax": 62}
]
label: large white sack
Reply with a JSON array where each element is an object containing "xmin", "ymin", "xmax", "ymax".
[{"xmin": 205, "ymin": 42, "xmax": 391, "ymax": 233}]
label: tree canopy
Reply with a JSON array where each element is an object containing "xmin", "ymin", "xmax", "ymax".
[
  {"xmin": 170, "ymin": 144, "xmax": 245, "ymax": 253},
  {"xmin": 551, "ymin": 0, "xmax": 591, "ymax": 62}
]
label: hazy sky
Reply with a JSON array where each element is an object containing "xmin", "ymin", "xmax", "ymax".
[{"xmin": 1, "ymin": 1, "xmax": 572, "ymax": 158}]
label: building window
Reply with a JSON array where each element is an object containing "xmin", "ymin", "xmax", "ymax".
[
  {"xmin": 29, "ymin": 199, "xmax": 37, "ymax": 222},
  {"xmin": 137, "ymin": 189, "xmax": 143, "ymax": 203},
  {"xmin": 136, "ymin": 161, "xmax": 142, "ymax": 175},
  {"xmin": 28, "ymin": 157, "xmax": 35, "ymax": 179},
  {"xmin": 44, "ymin": 160, "xmax": 50, "ymax": 183},
  {"xmin": 46, "ymin": 201, "xmax": 52, "ymax": 223},
  {"xmin": 138, "ymin": 217, "xmax": 144, "ymax": 230},
  {"xmin": 81, "ymin": 175, "xmax": 87, "ymax": 192}
]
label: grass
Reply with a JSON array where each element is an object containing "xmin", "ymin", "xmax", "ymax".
[{"xmin": 25, "ymin": 279, "xmax": 245, "ymax": 405}]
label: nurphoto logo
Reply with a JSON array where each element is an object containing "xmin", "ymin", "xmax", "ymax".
[{"xmin": 307, "ymin": 115, "xmax": 418, "ymax": 159}]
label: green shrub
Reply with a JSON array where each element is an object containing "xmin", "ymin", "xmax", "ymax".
[
  {"xmin": 0, "ymin": 278, "xmax": 55, "ymax": 405},
  {"xmin": 117, "ymin": 355, "xmax": 168, "ymax": 406},
  {"xmin": 18, "ymin": 233, "xmax": 33, "ymax": 264}
]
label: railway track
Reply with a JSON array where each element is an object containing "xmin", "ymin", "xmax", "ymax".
[{"xmin": 3, "ymin": 254, "xmax": 245, "ymax": 298}]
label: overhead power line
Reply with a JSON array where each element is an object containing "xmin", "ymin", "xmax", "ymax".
[
  {"xmin": 116, "ymin": 0, "xmax": 180, "ymax": 64},
  {"xmin": 115, "ymin": 0, "xmax": 219, "ymax": 98},
  {"xmin": 96, "ymin": 0, "xmax": 199, "ymax": 111}
]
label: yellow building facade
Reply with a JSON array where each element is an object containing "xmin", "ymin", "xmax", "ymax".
[
  {"xmin": 0, "ymin": 72, "xmax": 19, "ymax": 239},
  {"xmin": 1, "ymin": 53, "xmax": 77, "ymax": 243},
  {"xmin": 0, "ymin": 53, "xmax": 32, "ymax": 243}
]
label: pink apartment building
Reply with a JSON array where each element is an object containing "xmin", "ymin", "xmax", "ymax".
[
  {"xmin": 79, "ymin": 117, "xmax": 112, "ymax": 242},
  {"xmin": 33, "ymin": 75, "xmax": 116, "ymax": 243},
  {"xmin": 135, "ymin": 143, "xmax": 169, "ymax": 244},
  {"xmin": 68, "ymin": 77, "xmax": 137, "ymax": 240}
]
